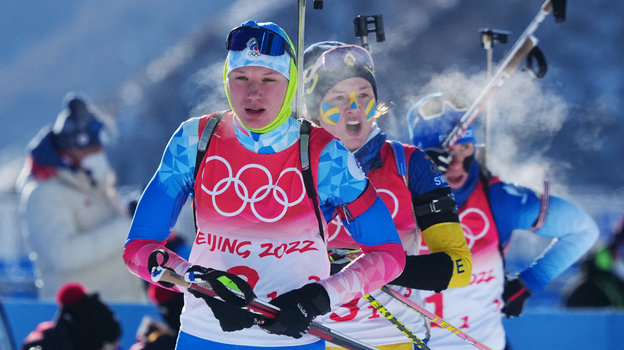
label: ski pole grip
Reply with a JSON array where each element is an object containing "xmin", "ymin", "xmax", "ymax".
[{"xmin": 147, "ymin": 249, "xmax": 212, "ymax": 290}]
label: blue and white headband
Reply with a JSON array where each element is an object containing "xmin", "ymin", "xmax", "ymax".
[{"xmin": 226, "ymin": 38, "xmax": 291, "ymax": 79}]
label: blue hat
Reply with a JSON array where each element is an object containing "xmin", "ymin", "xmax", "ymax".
[
  {"xmin": 406, "ymin": 92, "xmax": 475, "ymax": 149},
  {"xmin": 51, "ymin": 93, "xmax": 105, "ymax": 150},
  {"xmin": 224, "ymin": 20, "xmax": 297, "ymax": 133},
  {"xmin": 225, "ymin": 20, "xmax": 294, "ymax": 79}
]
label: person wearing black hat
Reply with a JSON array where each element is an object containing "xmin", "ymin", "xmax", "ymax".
[
  {"xmin": 302, "ymin": 41, "xmax": 472, "ymax": 349},
  {"xmin": 16, "ymin": 93, "xmax": 145, "ymax": 302},
  {"xmin": 21, "ymin": 282, "xmax": 122, "ymax": 350}
]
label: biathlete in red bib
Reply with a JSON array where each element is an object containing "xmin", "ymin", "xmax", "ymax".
[
  {"xmin": 123, "ymin": 20, "xmax": 405, "ymax": 350},
  {"xmin": 302, "ymin": 42, "xmax": 472, "ymax": 349}
]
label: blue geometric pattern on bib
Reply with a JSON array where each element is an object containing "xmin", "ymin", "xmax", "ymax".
[
  {"xmin": 233, "ymin": 117, "xmax": 299, "ymax": 154},
  {"xmin": 317, "ymin": 140, "xmax": 367, "ymax": 206},
  {"xmin": 158, "ymin": 118, "xmax": 199, "ymax": 197}
]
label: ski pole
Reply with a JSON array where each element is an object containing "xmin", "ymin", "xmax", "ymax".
[
  {"xmin": 381, "ymin": 286, "xmax": 492, "ymax": 350},
  {"xmin": 478, "ymin": 28, "xmax": 509, "ymax": 167},
  {"xmin": 363, "ymin": 293, "xmax": 431, "ymax": 349},
  {"xmin": 295, "ymin": 0, "xmax": 306, "ymax": 118},
  {"xmin": 149, "ymin": 256, "xmax": 377, "ymax": 349},
  {"xmin": 441, "ymin": 0, "xmax": 567, "ymax": 151}
]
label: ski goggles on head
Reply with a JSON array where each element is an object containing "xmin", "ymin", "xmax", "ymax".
[
  {"xmin": 407, "ymin": 92, "xmax": 475, "ymax": 148},
  {"xmin": 226, "ymin": 26, "xmax": 296, "ymax": 61},
  {"xmin": 304, "ymin": 44, "xmax": 374, "ymax": 80},
  {"xmin": 413, "ymin": 92, "xmax": 468, "ymax": 121}
]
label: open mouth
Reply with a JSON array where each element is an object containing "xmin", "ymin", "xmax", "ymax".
[
  {"xmin": 446, "ymin": 174, "xmax": 465, "ymax": 187},
  {"xmin": 245, "ymin": 108, "xmax": 265, "ymax": 116},
  {"xmin": 346, "ymin": 120, "xmax": 361, "ymax": 134}
]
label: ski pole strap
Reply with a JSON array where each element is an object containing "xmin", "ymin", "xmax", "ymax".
[
  {"xmin": 299, "ymin": 119, "xmax": 325, "ymax": 241},
  {"xmin": 147, "ymin": 249, "xmax": 177, "ymax": 289}
]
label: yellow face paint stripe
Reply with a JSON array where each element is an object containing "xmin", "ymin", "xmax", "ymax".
[
  {"xmin": 365, "ymin": 97, "xmax": 376, "ymax": 121},
  {"xmin": 349, "ymin": 92, "xmax": 358, "ymax": 110},
  {"xmin": 320, "ymin": 103, "xmax": 340, "ymax": 125}
]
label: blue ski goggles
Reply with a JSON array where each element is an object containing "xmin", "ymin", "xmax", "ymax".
[{"xmin": 226, "ymin": 26, "xmax": 296, "ymax": 61}]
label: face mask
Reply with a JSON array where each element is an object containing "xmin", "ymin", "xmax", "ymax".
[{"xmin": 81, "ymin": 152, "xmax": 111, "ymax": 184}]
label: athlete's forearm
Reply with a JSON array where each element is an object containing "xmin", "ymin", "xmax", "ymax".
[
  {"xmin": 123, "ymin": 238, "xmax": 192, "ymax": 292},
  {"xmin": 320, "ymin": 242, "xmax": 405, "ymax": 306},
  {"xmin": 521, "ymin": 196, "xmax": 599, "ymax": 292},
  {"xmin": 321, "ymin": 196, "xmax": 405, "ymax": 305}
]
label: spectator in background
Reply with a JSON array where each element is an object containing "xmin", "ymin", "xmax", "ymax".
[
  {"xmin": 565, "ymin": 215, "xmax": 624, "ymax": 308},
  {"xmin": 21, "ymin": 282, "xmax": 122, "ymax": 350},
  {"xmin": 16, "ymin": 93, "xmax": 145, "ymax": 302},
  {"xmin": 130, "ymin": 285, "xmax": 184, "ymax": 350},
  {"xmin": 406, "ymin": 92, "xmax": 599, "ymax": 350}
]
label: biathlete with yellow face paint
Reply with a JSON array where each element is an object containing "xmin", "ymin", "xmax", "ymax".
[
  {"xmin": 302, "ymin": 41, "xmax": 472, "ymax": 350},
  {"xmin": 123, "ymin": 22, "xmax": 406, "ymax": 349}
]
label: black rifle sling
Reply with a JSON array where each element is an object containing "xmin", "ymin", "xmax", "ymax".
[
  {"xmin": 192, "ymin": 114, "xmax": 324, "ymax": 241},
  {"xmin": 299, "ymin": 119, "xmax": 325, "ymax": 241},
  {"xmin": 192, "ymin": 111, "xmax": 226, "ymax": 233}
]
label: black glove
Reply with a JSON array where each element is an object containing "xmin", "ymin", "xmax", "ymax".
[
  {"xmin": 191, "ymin": 290, "xmax": 260, "ymax": 332},
  {"xmin": 260, "ymin": 283, "xmax": 331, "ymax": 339},
  {"xmin": 185, "ymin": 265, "xmax": 255, "ymax": 306},
  {"xmin": 501, "ymin": 276, "xmax": 532, "ymax": 318},
  {"xmin": 424, "ymin": 147, "xmax": 452, "ymax": 173},
  {"xmin": 328, "ymin": 248, "xmax": 361, "ymax": 275},
  {"xmin": 185, "ymin": 265, "xmax": 259, "ymax": 332}
]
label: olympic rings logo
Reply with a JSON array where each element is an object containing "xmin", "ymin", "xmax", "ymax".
[
  {"xmin": 458, "ymin": 208, "xmax": 490, "ymax": 249},
  {"xmin": 327, "ymin": 188, "xmax": 399, "ymax": 242},
  {"xmin": 200, "ymin": 156, "xmax": 305, "ymax": 223},
  {"xmin": 247, "ymin": 39, "xmax": 263, "ymax": 57}
]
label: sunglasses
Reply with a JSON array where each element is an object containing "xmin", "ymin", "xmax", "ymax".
[
  {"xmin": 226, "ymin": 26, "xmax": 296, "ymax": 61},
  {"xmin": 304, "ymin": 44, "xmax": 374, "ymax": 81}
]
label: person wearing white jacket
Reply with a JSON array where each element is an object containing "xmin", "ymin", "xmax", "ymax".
[{"xmin": 17, "ymin": 93, "xmax": 145, "ymax": 302}]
